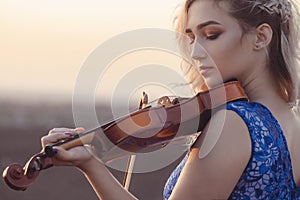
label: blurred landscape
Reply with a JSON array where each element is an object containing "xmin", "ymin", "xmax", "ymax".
[{"xmin": 0, "ymin": 98, "xmax": 182, "ymax": 200}]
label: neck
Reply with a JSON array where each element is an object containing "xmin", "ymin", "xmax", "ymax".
[{"xmin": 239, "ymin": 67, "xmax": 288, "ymax": 109}]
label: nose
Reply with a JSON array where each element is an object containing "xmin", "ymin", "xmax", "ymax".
[{"xmin": 191, "ymin": 40, "xmax": 207, "ymax": 60}]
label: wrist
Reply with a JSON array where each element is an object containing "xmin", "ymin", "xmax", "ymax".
[{"xmin": 77, "ymin": 156, "xmax": 105, "ymax": 173}]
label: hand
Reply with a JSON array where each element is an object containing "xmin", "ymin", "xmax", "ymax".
[{"xmin": 41, "ymin": 127, "xmax": 94, "ymax": 167}]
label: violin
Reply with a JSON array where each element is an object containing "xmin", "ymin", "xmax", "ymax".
[{"xmin": 2, "ymin": 80, "xmax": 248, "ymax": 191}]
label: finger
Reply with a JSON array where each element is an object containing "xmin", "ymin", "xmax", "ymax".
[
  {"xmin": 75, "ymin": 127, "xmax": 85, "ymax": 133},
  {"xmin": 50, "ymin": 147, "xmax": 74, "ymax": 166},
  {"xmin": 52, "ymin": 146, "xmax": 91, "ymax": 166},
  {"xmin": 49, "ymin": 127, "xmax": 76, "ymax": 135},
  {"xmin": 43, "ymin": 127, "xmax": 86, "ymax": 148},
  {"xmin": 41, "ymin": 132, "xmax": 74, "ymax": 147}
]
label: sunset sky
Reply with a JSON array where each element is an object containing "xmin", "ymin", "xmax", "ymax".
[
  {"xmin": 0, "ymin": 0, "xmax": 188, "ymax": 103},
  {"xmin": 2, "ymin": 0, "xmax": 299, "ymax": 104}
]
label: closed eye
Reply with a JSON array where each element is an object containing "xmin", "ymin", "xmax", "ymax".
[{"xmin": 206, "ymin": 32, "xmax": 221, "ymax": 40}]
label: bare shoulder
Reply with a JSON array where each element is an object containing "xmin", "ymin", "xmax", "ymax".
[
  {"xmin": 169, "ymin": 109, "xmax": 252, "ymax": 199},
  {"xmin": 196, "ymin": 109, "xmax": 251, "ymax": 158}
]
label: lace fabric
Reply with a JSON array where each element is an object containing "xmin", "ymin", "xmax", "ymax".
[{"xmin": 163, "ymin": 101, "xmax": 300, "ymax": 199}]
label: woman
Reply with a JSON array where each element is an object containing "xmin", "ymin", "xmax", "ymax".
[{"xmin": 41, "ymin": 0, "xmax": 300, "ymax": 199}]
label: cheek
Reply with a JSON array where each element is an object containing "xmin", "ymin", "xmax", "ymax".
[{"xmin": 210, "ymin": 34, "xmax": 244, "ymax": 75}]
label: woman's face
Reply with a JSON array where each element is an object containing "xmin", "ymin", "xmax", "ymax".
[{"xmin": 186, "ymin": 0, "xmax": 256, "ymax": 88}]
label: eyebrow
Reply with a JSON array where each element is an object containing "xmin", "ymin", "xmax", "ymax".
[{"xmin": 185, "ymin": 20, "xmax": 221, "ymax": 33}]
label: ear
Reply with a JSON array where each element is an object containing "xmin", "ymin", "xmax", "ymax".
[{"xmin": 253, "ymin": 23, "xmax": 273, "ymax": 50}]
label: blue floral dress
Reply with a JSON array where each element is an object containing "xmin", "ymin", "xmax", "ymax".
[{"xmin": 163, "ymin": 101, "xmax": 300, "ymax": 199}]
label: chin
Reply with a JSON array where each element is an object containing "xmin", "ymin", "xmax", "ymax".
[{"xmin": 204, "ymin": 77, "xmax": 225, "ymax": 89}]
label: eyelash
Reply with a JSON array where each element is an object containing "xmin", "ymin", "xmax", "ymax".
[
  {"xmin": 206, "ymin": 33, "xmax": 220, "ymax": 40},
  {"xmin": 189, "ymin": 32, "xmax": 221, "ymax": 45}
]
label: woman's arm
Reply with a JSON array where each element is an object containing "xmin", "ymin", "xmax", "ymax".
[
  {"xmin": 41, "ymin": 128, "xmax": 138, "ymax": 200},
  {"xmin": 77, "ymin": 158, "xmax": 137, "ymax": 200},
  {"xmin": 168, "ymin": 109, "xmax": 252, "ymax": 199}
]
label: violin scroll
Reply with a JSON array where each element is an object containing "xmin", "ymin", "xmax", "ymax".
[{"xmin": 3, "ymin": 152, "xmax": 53, "ymax": 191}]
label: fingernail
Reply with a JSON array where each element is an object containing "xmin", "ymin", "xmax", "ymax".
[
  {"xmin": 64, "ymin": 132, "xmax": 73, "ymax": 136},
  {"xmin": 53, "ymin": 148, "xmax": 58, "ymax": 155}
]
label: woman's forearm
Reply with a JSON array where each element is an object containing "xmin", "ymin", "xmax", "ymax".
[{"xmin": 78, "ymin": 158, "xmax": 138, "ymax": 200}]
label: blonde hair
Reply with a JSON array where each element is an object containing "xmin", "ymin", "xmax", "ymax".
[{"xmin": 174, "ymin": 0, "xmax": 300, "ymax": 104}]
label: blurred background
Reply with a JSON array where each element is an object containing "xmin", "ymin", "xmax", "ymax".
[{"xmin": 0, "ymin": 0, "xmax": 192, "ymax": 199}]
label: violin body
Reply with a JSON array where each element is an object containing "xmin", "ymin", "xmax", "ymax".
[
  {"xmin": 3, "ymin": 80, "xmax": 248, "ymax": 191},
  {"xmin": 96, "ymin": 80, "xmax": 247, "ymax": 160}
]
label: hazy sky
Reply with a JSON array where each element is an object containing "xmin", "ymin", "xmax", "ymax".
[
  {"xmin": 0, "ymin": 0, "xmax": 186, "ymax": 102},
  {"xmin": 3, "ymin": 0, "xmax": 298, "ymax": 103}
]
